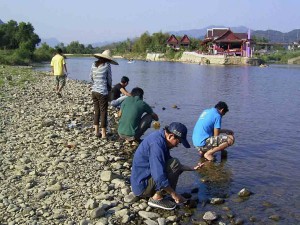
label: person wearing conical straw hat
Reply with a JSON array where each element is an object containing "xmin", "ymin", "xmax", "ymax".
[{"xmin": 90, "ymin": 49, "xmax": 119, "ymax": 138}]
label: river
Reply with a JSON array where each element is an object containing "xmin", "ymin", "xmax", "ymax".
[{"xmin": 35, "ymin": 57, "xmax": 300, "ymax": 224}]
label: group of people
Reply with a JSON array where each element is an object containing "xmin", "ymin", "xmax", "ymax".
[
  {"xmin": 130, "ymin": 101, "xmax": 235, "ymax": 210},
  {"xmin": 88, "ymin": 49, "xmax": 159, "ymax": 141},
  {"xmin": 51, "ymin": 49, "xmax": 235, "ymax": 211}
]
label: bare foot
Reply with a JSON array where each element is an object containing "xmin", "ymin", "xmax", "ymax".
[{"xmin": 204, "ymin": 152, "xmax": 214, "ymax": 162}]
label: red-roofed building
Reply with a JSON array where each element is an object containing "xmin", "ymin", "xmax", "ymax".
[
  {"xmin": 167, "ymin": 35, "xmax": 179, "ymax": 49},
  {"xmin": 167, "ymin": 34, "xmax": 191, "ymax": 49},
  {"xmin": 203, "ymin": 28, "xmax": 252, "ymax": 57},
  {"xmin": 180, "ymin": 35, "xmax": 191, "ymax": 48},
  {"xmin": 206, "ymin": 28, "xmax": 229, "ymax": 39}
]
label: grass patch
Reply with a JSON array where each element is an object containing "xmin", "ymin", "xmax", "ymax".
[{"xmin": 0, "ymin": 65, "xmax": 38, "ymax": 89}]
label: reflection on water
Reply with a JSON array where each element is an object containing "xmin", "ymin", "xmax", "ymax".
[
  {"xmin": 198, "ymin": 159, "xmax": 232, "ymax": 198},
  {"xmin": 35, "ymin": 59, "xmax": 300, "ymax": 224}
]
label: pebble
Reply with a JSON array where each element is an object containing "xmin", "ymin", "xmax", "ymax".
[
  {"xmin": 238, "ymin": 188, "xmax": 251, "ymax": 197},
  {"xmin": 203, "ymin": 211, "xmax": 218, "ymax": 221}
]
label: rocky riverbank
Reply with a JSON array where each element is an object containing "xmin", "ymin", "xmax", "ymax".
[
  {"xmin": 0, "ymin": 69, "xmax": 197, "ymax": 225},
  {"xmin": 0, "ymin": 67, "xmax": 282, "ymax": 225}
]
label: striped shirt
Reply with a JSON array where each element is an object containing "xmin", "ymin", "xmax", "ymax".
[{"xmin": 90, "ymin": 62, "xmax": 112, "ymax": 95}]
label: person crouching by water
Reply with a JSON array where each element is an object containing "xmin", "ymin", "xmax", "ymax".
[
  {"xmin": 118, "ymin": 87, "xmax": 158, "ymax": 144},
  {"xmin": 130, "ymin": 122, "xmax": 204, "ymax": 210},
  {"xmin": 192, "ymin": 101, "xmax": 235, "ymax": 162},
  {"xmin": 51, "ymin": 48, "xmax": 68, "ymax": 97},
  {"xmin": 109, "ymin": 76, "xmax": 131, "ymax": 108},
  {"xmin": 90, "ymin": 50, "xmax": 118, "ymax": 138}
]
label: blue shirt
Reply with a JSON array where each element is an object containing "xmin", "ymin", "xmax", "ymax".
[
  {"xmin": 90, "ymin": 62, "xmax": 112, "ymax": 95},
  {"xmin": 192, "ymin": 107, "xmax": 222, "ymax": 147},
  {"xmin": 130, "ymin": 130, "xmax": 172, "ymax": 196}
]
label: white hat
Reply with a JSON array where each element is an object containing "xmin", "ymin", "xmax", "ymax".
[{"xmin": 93, "ymin": 49, "xmax": 119, "ymax": 65}]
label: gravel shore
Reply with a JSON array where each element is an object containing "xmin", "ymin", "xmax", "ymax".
[
  {"xmin": 0, "ymin": 71, "xmax": 203, "ymax": 225},
  {"xmin": 0, "ymin": 69, "xmax": 283, "ymax": 225}
]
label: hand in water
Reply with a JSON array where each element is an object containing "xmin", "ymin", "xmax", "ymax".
[
  {"xmin": 172, "ymin": 193, "xmax": 187, "ymax": 204},
  {"xmin": 193, "ymin": 162, "xmax": 205, "ymax": 170}
]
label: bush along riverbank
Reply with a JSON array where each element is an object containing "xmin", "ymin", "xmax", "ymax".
[{"xmin": 0, "ymin": 66, "xmax": 283, "ymax": 225}]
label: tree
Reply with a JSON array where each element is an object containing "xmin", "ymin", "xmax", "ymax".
[
  {"xmin": 0, "ymin": 20, "xmax": 40, "ymax": 51},
  {"xmin": 15, "ymin": 22, "xmax": 40, "ymax": 51},
  {"xmin": 66, "ymin": 41, "xmax": 85, "ymax": 54},
  {"xmin": 85, "ymin": 44, "xmax": 94, "ymax": 54},
  {"xmin": 132, "ymin": 32, "xmax": 151, "ymax": 53},
  {"xmin": 0, "ymin": 20, "xmax": 18, "ymax": 49},
  {"xmin": 150, "ymin": 31, "xmax": 169, "ymax": 52},
  {"xmin": 34, "ymin": 43, "xmax": 54, "ymax": 61},
  {"xmin": 187, "ymin": 38, "xmax": 201, "ymax": 51},
  {"xmin": 55, "ymin": 43, "xmax": 66, "ymax": 53}
]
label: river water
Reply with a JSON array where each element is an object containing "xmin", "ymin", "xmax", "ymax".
[{"xmin": 36, "ymin": 57, "xmax": 300, "ymax": 224}]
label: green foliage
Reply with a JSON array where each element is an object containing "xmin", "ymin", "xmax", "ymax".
[
  {"xmin": 258, "ymin": 50, "xmax": 300, "ymax": 63},
  {"xmin": 110, "ymin": 31, "xmax": 201, "ymax": 60},
  {"xmin": 252, "ymin": 35, "xmax": 269, "ymax": 43},
  {"xmin": 55, "ymin": 43, "xmax": 67, "ymax": 53},
  {"xmin": 131, "ymin": 31, "xmax": 169, "ymax": 53},
  {"xmin": 252, "ymin": 36, "xmax": 270, "ymax": 51},
  {"xmin": 0, "ymin": 49, "xmax": 31, "ymax": 65},
  {"xmin": 132, "ymin": 32, "xmax": 152, "ymax": 53},
  {"xmin": 34, "ymin": 43, "xmax": 55, "ymax": 62},
  {"xmin": 0, "ymin": 65, "xmax": 39, "ymax": 89},
  {"xmin": 0, "ymin": 20, "xmax": 41, "ymax": 65},
  {"xmin": 0, "ymin": 20, "xmax": 40, "ymax": 51},
  {"xmin": 0, "ymin": 50, "xmax": 13, "ymax": 64},
  {"xmin": 66, "ymin": 41, "xmax": 86, "ymax": 54},
  {"xmin": 187, "ymin": 38, "xmax": 201, "ymax": 51},
  {"xmin": 0, "ymin": 20, "xmax": 18, "ymax": 49}
]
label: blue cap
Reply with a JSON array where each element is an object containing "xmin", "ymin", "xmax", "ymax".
[{"xmin": 167, "ymin": 122, "xmax": 191, "ymax": 148}]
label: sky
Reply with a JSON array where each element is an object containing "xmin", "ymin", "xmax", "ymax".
[{"xmin": 1, "ymin": 0, "xmax": 299, "ymax": 45}]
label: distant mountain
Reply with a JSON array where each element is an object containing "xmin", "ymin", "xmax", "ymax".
[
  {"xmin": 91, "ymin": 41, "xmax": 114, "ymax": 48},
  {"xmin": 40, "ymin": 37, "xmax": 60, "ymax": 47},
  {"xmin": 39, "ymin": 26, "xmax": 300, "ymax": 48},
  {"xmin": 169, "ymin": 25, "xmax": 300, "ymax": 43},
  {"xmin": 0, "ymin": 19, "xmax": 4, "ymax": 24},
  {"xmin": 252, "ymin": 29, "xmax": 300, "ymax": 43},
  {"xmin": 39, "ymin": 38, "xmax": 112, "ymax": 48},
  {"xmin": 169, "ymin": 25, "xmax": 249, "ymax": 39}
]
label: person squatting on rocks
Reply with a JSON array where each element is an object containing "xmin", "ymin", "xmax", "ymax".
[
  {"xmin": 192, "ymin": 101, "xmax": 235, "ymax": 161},
  {"xmin": 130, "ymin": 122, "xmax": 204, "ymax": 210},
  {"xmin": 90, "ymin": 49, "xmax": 118, "ymax": 139},
  {"xmin": 117, "ymin": 87, "xmax": 159, "ymax": 144},
  {"xmin": 109, "ymin": 76, "xmax": 131, "ymax": 108},
  {"xmin": 51, "ymin": 48, "xmax": 68, "ymax": 97}
]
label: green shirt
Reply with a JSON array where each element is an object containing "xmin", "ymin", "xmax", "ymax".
[{"xmin": 118, "ymin": 96, "xmax": 153, "ymax": 136}]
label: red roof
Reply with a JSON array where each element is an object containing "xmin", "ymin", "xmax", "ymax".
[
  {"xmin": 180, "ymin": 34, "xmax": 190, "ymax": 44},
  {"xmin": 206, "ymin": 28, "xmax": 229, "ymax": 38},
  {"xmin": 166, "ymin": 35, "xmax": 178, "ymax": 44},
  {"xmin": 234, "ymin": 33, "xmax": 248, "ymax": 40},
  {"xmin": 214, "ymin": 30, "xmax": 245, "ymax": 43}
]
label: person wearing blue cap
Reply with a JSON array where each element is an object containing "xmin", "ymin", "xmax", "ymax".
[{"xmin": 130, "ymin": 122, "xmax": 204, "ymax": 210}]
